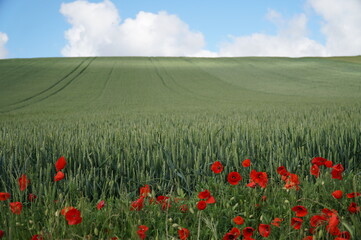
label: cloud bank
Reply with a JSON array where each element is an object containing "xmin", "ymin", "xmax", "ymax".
[
  {"xmin": 0, "ymin": 32, "xmax": 8, "ymax": 59},
  {"xmin": 60, "ymin": 0, "xmax": 361, "ymax": 57}
]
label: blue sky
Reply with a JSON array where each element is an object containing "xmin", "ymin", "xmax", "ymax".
[{"xmin": 0, "ymin": 0, "xmax": 360, "ymax": 58}]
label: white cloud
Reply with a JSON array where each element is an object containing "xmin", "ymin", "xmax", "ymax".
[
  {"xmin": 219, "ymin": 10, "xmax": 328, "ymax": 57},
  {"xmin": 308, "ymin": 0, "xmax": 361, "ymax": 56},
  {"xmin": 60, "ymin": 0, "xmax": 214, "ymax": 57},
  {"xmin": 0, "ymin": 32, "xmax": 8, "ymax": 59}
]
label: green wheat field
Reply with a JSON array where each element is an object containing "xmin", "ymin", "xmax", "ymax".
[{"xmin": 0, "ymin": 56, "xmax": 360, "ymax": 239}]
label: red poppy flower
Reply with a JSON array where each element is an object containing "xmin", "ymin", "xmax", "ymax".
[
  {"xmin": 326, "ymin": 212, "xmax": 340, "ymax": 235},
  {"xmin": 0, "ymin": 192, "xmax": 10, "ymax": 201},
  {"xmin": 325, "ymin": 160, "xmax": 333, "ymax": 168},
  {"xmin": 233, "ymin": 216, "xmax": 244, "ymax": 225},
  {"xmin": 242, "ymin": 227, "xmax": 255, "ymax": 237},
  {"xmin": 137, "ymin": 225, "xmax": 149, "ymax": 240},
  {"xmin": 310, "ymin": 215, "xmax": 327, "ymax": 227},
  {"xmin": 261, "ymin": 195, "xmax": 267, "ymax": 201},
  {"xmin": 97, "ymin": 200, "xmax": 105, "ymax": 210},
  {"xmin": 211, "ymin": 161, "xmax": 223, "ymax": 174},
  {"xmin": 310, "ymin": 164, "xmax": 320, "ymax": 178},
  {"xmin": 250, "ymin": 170, "xmax": 268, "ymax": 188},
  {"xmin": 271, "ymin": 218, "xmax": 283, "ymax": 227},
  {"xmin": 277, "ymin": 166, "xmax": 289, "ymax": 176},
  {"xmin": 228, "ymin": 172, "xmax": 242, "ymax": 185},
  {"xmin": 334, "ymin": 238, "xmax": 349, "ymax": 240},
  {"xmin": 179, "ymin": 204, "xmax": 188, "ymax": 213},
  {"xmin": 346, "ymin": 192, "xmax": 360, "ymax": 198},
  {"xmin": 292, "ymin": 205, "xmax": 308, "ymax": 217},
  {"xmin": 223, "ymin": 227, "xmax": 241, "ymax": 240},
  {"xmin": 331, "ymin": 164, "xmax": 344, "ymax": 180},
  {"xmin": 258, "ymin": 224, "xmax": 271, "ymax": 237},
  {"xmin": 140, "ymin": 185, "xmax": 150, "ymax": 197},
  {"xmin": 9, "ymin": 202, "xmax": 22, "ymax": 215},
  {"xmin": 302, "ymin": 237, "xmax": 314, "ymax": 240},
  {"xmin": 138, "ymin": 225, "xmax": 149, "ymax": 232},
  {"xmin": 178, "ymin": 227, "xmax": 190, "ymax": 240},
  {"xmin": 332, "ymin": 190, "xmax": 343, "ymax": 199},
  {"xmin": 65, "ymin": 208, "xmax": 82, "ymax": 225},
  {"xmin": 55, "ymin": 156, "xmax": 67, "ymax": 172},
  {"xmin": 198, "ymin": 189, "xmax": 216, "ymax": 204},
  {"xmin": 348, "ymin": 202, "xmax": 360, "ymax": 213},
  {"xmin": 284, "ymin": 173, "xmax": 300, "ymax": 190},
  {"xmin": 242, "ymin": 159, "xmax": 251, "ymax": 167},
  {"xmin": 291, "ymin": 217, "xmax": 303, "ymax": 230},
  {"xmin": 311, "ymin": 157, "xmax": 327, "ymax": 166},
  {"xmin": 28, "ymin": 193, "xmax": 37, "ymax": 202},
  {"xmin": 246, "ymin": 181, "xmax": 257, "ymax": 188},
  {"xmin": 54, "ymin": 171, "xmax": 65, "ymax": 182},
  {"xmin": 0, "ymin": 230, "xmax": 4, "ymax": 238},
  {"xmin": 131, "ymin": 197, "xmax": 145, "ymax": 211},
  {"xmin": 156, "ymin": 195, "xmax": 171, "ymax": 210},
  {"xmin": 61, "ymin": 206, "xmax": 76, "ymax": 215},
  {"xmin": 31, "ymin": 234, "xmax": 43, "ymax": 240},
  {"xmin": 18, "ymin": 174, "xmax": 29, "ymax": 191},
  {"xmin": 197, "ymin": 201, "xmax": 207, "ymax": 210}
]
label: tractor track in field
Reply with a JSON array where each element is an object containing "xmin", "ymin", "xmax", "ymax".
[
  {"xmin": 150, "ymin": 58, "xmax": 178, "ymax": 94},
  {"xmin": 0, "ymin": 57, "xmax": 95, "ymax": 113}
]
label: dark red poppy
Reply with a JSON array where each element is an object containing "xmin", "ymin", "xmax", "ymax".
[
  {"xmin": 291, "ymin": 217, "xmax": 303, "ymax": 230},
  {"xmin": 271, "ymin": 218, "xmax": 283, "ymax": 227},
  {"xmin": 233, "ymin": 216, "xmax": 244, "ymax": 225},
  {"xmin": 331, "ymin": 164, "xmax": 344, "ymax": 180},
  {"xmin": 18, "ymin": 174, "xmax": 29, "ymax": 191},
  {"xmin": 31, "ymin": 234, "xmax": 43, "ymax": 240},
  {"xmin": 9, "ymin": 202, "xmax": 22, "ymax": 215},
  {"xmin": 348, "ymin": 202, "xmax": 360, "ymax": 213},
  {"xmin": 97, "ymin": 200, "xmax": 105, "ymax": 210},
  {"xmin": 197, "ymin": 201, "xmax": 207, "ymax": 210},
  {"xmin": 223, "ymin": 227, "xmax": 241, "ymax": 240},
  {"xmin": 311, "ymin": 157, "xmax": 327, "ymax": 166},
  {"xmin": 179, "ymin": 204, "xmax": 188, "ymax": 213},
  {"xmin": 292, "ymin": 205, "xmax": 308, "ymax": 217},
  {"xmin": 258, "ymin": 224, "xmax": 271, "ymax": 237},
  {"xmin": 54, "ymin": 171, "xmax": 65, "ymax": 182},
  {"xmin": 332, "ymin": 190, "xmax": 343, "ymax": 199},
  {"xmin": 156, "ymin": 195, "xmax": 171, "ymax": 210},
  {"xmin": 0, "ymin": 192, "xmax": 10, "ymax": 201},
  {"xmin": 55, "ymin": 156, "xmax": 67, "ymax": 172},
  {"xmin": 211, "ymin": 161, "xmax": 223, "ymax": 174},
  {"xmin": 28, "ymin": 193, "xmax": 37, "ymax": 202},
  {"xmin": 302, "ymin": 237, "xmax": 314, "ymax": 240},
  {"xmin": 0, "ymin": 230, "xmax": 4, "ymax": 238},
  {"xmin": 65, "ymin": 208, "xmax": 82, "ymax": 225},
  {"xmin": 178, "ymin": 227, "xmax": 190, "ymax": 240},
  {"xmin": 277, "ymin": 166, "xmax": 289, "ymax": 176},
  {"xmin": 310, "ymin": 164, "xmax": 320, "ymax": 178},
  {"xmin": 250, "ymin": 170, "xmax": 268, "ymax": 188},
  {"xmin": 228, "ymin": 172, "xmax": 242, "ymax": 185},
  {"xmin": 310, "ymin": 215, "xmax": 327, "ymax": 227},
  {"xmin": 346, "ymin": 192, "xmax": 360, "ymax": 198},
  {"xmin": 242, "ymin": 227, "xmax": 254, "ymax": 237},
  {"xmin": 131, "ymin": 197, "xmax": 145, "ymax": 211},
  {"xmin": 140, "ymin": 185, "xmax": 150, "ymax": 197},
  {"xmin": 242, "ymin": 159, "xmax": 251, "ymax": 167}
]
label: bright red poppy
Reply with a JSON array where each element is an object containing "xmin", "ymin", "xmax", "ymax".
[
  {"xmin": 292, "ymin": 205, "xmax": 308, "ymax": 217},
  {"xmin": 348, "ymin": 202, "xmax": 360, "ymax": 213},
  {"xmin": 156, "ymin": 195, "xmax": 171, "ymax": 210},
  {"xmin": 243, "ymin": 227, "xmax": 255, "ymax": 237},
  {"xmin": 242, "ymin": 159, "xmax": 251, "ymax": 167},
  {"xmin": 284, "ymin": 173, "xmax": 300, "ymax": 190},
  {"xmin": 137, "ymin": 225, "xmax": 149, "ymax": 240},
  {"xmin": 346, "ymin": 192, "xmax": 360, "ymax": 198},
  {"xmin": 31, "ymin": 234, "xmax": 43, "ymax": 240},
  {"xmin": 271, "ymin": 218, "xmax": 283, "ymax": 227},
  {"xmin": 61, "ymin": 206, "xmax": 76, "ymax": 215},
  {"xmin": 9, "ymin": 202, "xmax": 22, "ymax": 215},
  {"xmin": 228, "ymin": 172, "xmax": 242, "ymax": 185},
  {"xmin": 0, "ymin": 192, "xmax": 10, "ymax": 201},
  {"xmin": 250, "ymin": 170, "xmax": 268, "ymax": 188},
  {"xmin": 310, "ymin": 164, "xmax": 320, "ymax": 178},
  {"xmin": 311, "ymin": 157, "xmax": 327, "ymax": 166},
  {"xmin": 331, "ymin": 164, "xmax": 344, "ymax": 180},
  {"xmin": 197, "ymin": 201, "xmax": 207, "ymax": 210},
  {"xmin": 277, "ymin": 166, "xmax": 289, "ymax": 176},
  {"xmin": 178, "ymin": 227, "xmax": 190, "ymax": 240},
  {"xmin": 97, "ymin": 200, "xmax": 105, "ymax": 210},
  {"xmin": 131, "ymin": 197, "xmax": 145, "ymax": 211},
  {"xmin": 28, "ymin": 193, "xmax": 37, "ymax": 202},
  {"xmin": 326, "ymin": 212, "xmax": 340, "ymax": 235},
  {"xmin": 65, "ymin": 208, "xmax": 82, "ymax": 225},
  {"xmin": 291, "ymin": 217, "xmax": 303, "ymax": 230},
  {"xmin": 258, "ymin": 224, "xmax": 271, "ymax": 237},
  {"xmin": 223, "ymin": 227, "xmax": 241, "ymax": 240},
  {"xmin": 325, "ymin": 160, "xmax": 333, "ymax": 168},
  {"xmin": 54, "ymin": 171, "xmax": 65, "ymax": 182},
  {"xmin": 332, "ymin": 190, "xmax": 343, "ymax": 199},
  {"xmin": 18, "ymin": 174, "xmax": 29, "ymax": 191},
  {"xmin": 211, "ymin": 161, "xmax": 223, "ymax": 174},
  {"xmin": 198, "ymin": 189, "xmax": 216, "ymax": 204},
  {"xmin": 55, "ymin": 156, "xmax": 67, "ymax": 172},
  {"xmin": 233, "ymin": 216, "xmax": 244, "ymax": 225},
  {"xmin": 310, "ymin": 215, "xmax": 327, "ymax": 227},
  {"xmin": 140, "ymin": 185, "xmax": 150, "ymax": 197}
]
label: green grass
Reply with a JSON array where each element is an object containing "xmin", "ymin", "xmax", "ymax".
[{"xmin": 0, "ymin": 56, "xmax": 360, "ymax": 239}]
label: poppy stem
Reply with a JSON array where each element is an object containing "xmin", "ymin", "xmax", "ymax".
[{"xmin": 197, "ymin": 211, "xmax": 202, "ymax": 240}]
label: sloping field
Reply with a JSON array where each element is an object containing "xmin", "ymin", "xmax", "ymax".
[{"xmin": 1, "ymin": 56, "xmax": 361, "ymax": 114}]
